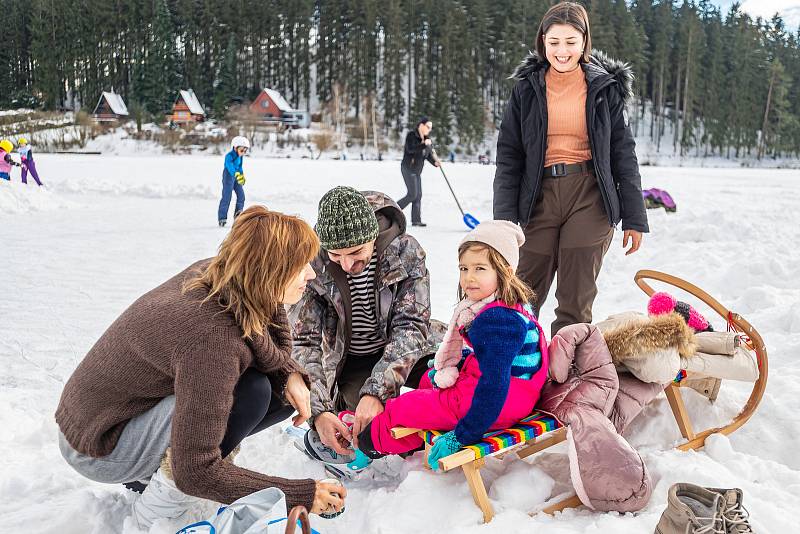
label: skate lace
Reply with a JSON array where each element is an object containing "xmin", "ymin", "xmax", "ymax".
[
  {"xmin": 315, "ymin": 439, "xmax": 355, "ymax": 462},
  {"xmin": 321, "ymin": 443, "xmax": 344, "ymax": 459},
  {"xmin": 722, "ymin": 503, "xmax": 753, "ymax": 533},
  {"xmin": 687, "ymin": 514, "xmax": 726, "ymax": 534}
]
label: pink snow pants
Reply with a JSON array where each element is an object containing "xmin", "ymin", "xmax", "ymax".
[{"xmin": 369, "ymin": 355, "xmax": 544, "ymax": 454}]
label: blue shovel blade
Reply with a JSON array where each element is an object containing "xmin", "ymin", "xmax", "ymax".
[{"xmin": 463, "ymin": 213, "xmax": 480, "ymax": 229}]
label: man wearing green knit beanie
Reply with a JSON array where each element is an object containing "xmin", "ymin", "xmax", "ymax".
[{"xmin": 290, "ymin": 186, "xmax": 442, "ymax": 462}]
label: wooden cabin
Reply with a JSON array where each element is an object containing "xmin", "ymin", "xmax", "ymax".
[
  {"xmin": 92, "ymin": 91, "xmax": 129, "ymax": 122},
  {"xmin": 170, "ymin": 89, "xmax": 205, "ymax": 124},
  {"xmin": 249, "ymin": 88, "xmax": 310, "ymax": 128}
]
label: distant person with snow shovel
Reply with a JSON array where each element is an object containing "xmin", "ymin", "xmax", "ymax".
[
  {"xmin": 398, "ymin": 117, "xmax": 439, "ymax": 227},
  {"xmin": 493, "ymin": 1, "xmax": 649, "ymax": 337}
]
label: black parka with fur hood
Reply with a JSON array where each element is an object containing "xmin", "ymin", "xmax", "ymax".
[{"xmin": 493, "ymin": 50, "xmax": 649, "ymax": 232}]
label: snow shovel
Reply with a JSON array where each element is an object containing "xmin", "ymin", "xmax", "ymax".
[{"xmin": 432, "ymin": 149, "xmax": 480, "ymax": 229}]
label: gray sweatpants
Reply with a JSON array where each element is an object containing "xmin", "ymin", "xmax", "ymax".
[{"xmin": 58, "ymin": 395, "xmax": 175, "ymax": 484}]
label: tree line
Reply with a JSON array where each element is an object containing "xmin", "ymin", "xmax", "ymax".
[{"xmin": 1, "ymin": 0, "xmax": 798, "ymax": 158}]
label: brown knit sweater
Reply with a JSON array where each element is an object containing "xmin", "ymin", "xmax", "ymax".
[
  {"xmin": 544, "ymin": 65, "xmax": 592, "ymax": 167},
  {"xmin": 55, "ymin": 260, "xmax": 316, "ymax": 509}
]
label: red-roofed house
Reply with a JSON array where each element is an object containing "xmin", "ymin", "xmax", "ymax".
[{"xmin": 249, "ymin": 88, "xmax": 310, "ymax": 128}]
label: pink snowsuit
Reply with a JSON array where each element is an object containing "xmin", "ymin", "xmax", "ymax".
[
  {"xmin": 0, "ymin": 149, "xmax": 13, "ymax": 178},
  {"xmin": 369, "ymin": 302, "xmax": 550, "ymax": 454}
]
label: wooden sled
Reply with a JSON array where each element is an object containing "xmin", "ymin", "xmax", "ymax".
[
  {"xmin": 635, "ymin": 269, "xmax": 768, "ymax": 451},
  {"xmin": 390, "ymin": 269, "xmax": 768, "ymax": 523},
  {"xmin": 390, "ymin": 412, "xmax": 577, "ymax": 523}
]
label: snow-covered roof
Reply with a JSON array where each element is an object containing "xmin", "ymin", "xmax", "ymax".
[
  {"xmin": 179, "ymin": 89, "xmax": 205, "ymax": 115},
  {"xmin": 264, "ymin": 89, "xmax": 293, "ymax": 112},
  {"xmin": 100, "ymin": 91, "xmax": 129, "ymax": 116}
]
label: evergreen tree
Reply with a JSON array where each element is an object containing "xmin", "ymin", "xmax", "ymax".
[
  {"xmin": 214, "ymin": 34, "xmax": 239, "ymax": 118},
  {"xmin": 4, "ymin": 0, "xmax": 798, "ymax": 159},
  {"xmin": 588, "ymin": 0, "xmax": 617, "ymax": 54},
  {"xmin": 141, "ymin": 0, "xmax": 182, "ymax": 115}
]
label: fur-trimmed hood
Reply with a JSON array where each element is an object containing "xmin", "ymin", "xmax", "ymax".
[
  {"xmin": 601, "ymin": 312, "xmax": 696, "ymax": 366},
  {"xmin": 510, "ymin": 49, "xmax": 634, "ymax": 102}
]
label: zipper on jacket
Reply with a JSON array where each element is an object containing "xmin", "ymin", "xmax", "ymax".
[
  {"xmin": 527, "ymin": 74, "xmax": 548, "ymax": 224},
  {"xmin": 586, "ymin": 81, "xmax": 615, "ymax": 227},
  {"xmin": 375, "ymin": 284, "xmax": 389, "ymax": 342}
]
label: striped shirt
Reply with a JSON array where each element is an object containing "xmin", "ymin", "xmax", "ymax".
[{"xmin": 346, "ymin": 251, "xmax": 386, "ymax": 355}]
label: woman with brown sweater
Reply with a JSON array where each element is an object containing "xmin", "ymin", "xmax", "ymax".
[
  {"xmin": 55, "ymin": 206, "xmax": 346, "ymax": 528},
  {"xmin": 493, "ymin": 2, "xmax": 649, "ymax": 338}
]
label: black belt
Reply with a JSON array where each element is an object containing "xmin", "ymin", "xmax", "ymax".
[{"xmin": 542, "ymin": 160, "xmax": 593, "ymax": 178}]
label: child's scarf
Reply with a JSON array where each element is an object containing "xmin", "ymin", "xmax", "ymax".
[{"xmin": 432, "ymin": 294, "xmax": 496, "ymax": 388}]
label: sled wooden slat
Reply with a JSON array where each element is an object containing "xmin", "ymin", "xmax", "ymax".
[
  {"xmin": 664, "ymin": 383, "xmax": 697, "ymax": 441},
  {"xmin": 390, "ymin": 412, "xmax": 568, "ymax": 523},
  {"xmin": 463, "ymin": 460, "xmax": 493, "ymax": 523},
  {"xmin": 539, "ymin": 494, "xmax": 583, "ymax": 515},
  {"xmin": 635, "ymin": 270, "xmax": 768, "ymax": 451},
  {"xmin": 390, "ymin": 427, "xmax": 419, "ymax": 439},
  {"xmin": 505, "ymin": 426, "xmax": 567, "ymax": 461}
]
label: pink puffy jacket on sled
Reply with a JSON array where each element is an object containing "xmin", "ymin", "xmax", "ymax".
[{"xmin": 537, "ymin": 323, "xmax": 658, "ymax": 513}]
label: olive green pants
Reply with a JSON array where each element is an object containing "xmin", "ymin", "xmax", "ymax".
[{"xmin": 517, "ymin": 169, "xmax": 614, "ymax": 338}]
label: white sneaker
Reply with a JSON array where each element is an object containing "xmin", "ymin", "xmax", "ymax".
[{"xmin": 131, "ymin": 466, "xmax": 200, "ymax": 530}]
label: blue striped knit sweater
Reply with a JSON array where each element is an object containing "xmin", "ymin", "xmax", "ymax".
[{"xmin": 454, "ymin": 302, "xmax": 544, "ymax": 444}]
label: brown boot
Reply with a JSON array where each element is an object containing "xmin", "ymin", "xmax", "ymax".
[
  {"xmin": 655, "ymin": 483, "xmax": 726, "ymax": 534},
  {"xmin": 707, "ymin": 487, "xmax": 754, "ymax": 533}
]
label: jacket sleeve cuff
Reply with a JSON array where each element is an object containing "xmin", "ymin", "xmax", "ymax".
[
  {"xmin": 359, "ymin": 380, "xmax": 388, "ymax": 402},
  {"xmin": 621, "ymin": 221, "xmax": 650, "ymax": 233},
  {"xmin": 272, "ymin": 360, "xmax": 309, "ymax": 399}
]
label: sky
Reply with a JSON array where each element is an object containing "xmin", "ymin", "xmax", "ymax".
[{"xmin": 716, "ymin": 0, "xmax": 800, "ymax": 29}]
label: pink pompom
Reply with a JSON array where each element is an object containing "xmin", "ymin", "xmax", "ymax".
[
  {"xmin": 687, "ymin": 309, "xmax": 709, "ymax": 331},
  {"xmin": 648, "ymin": 292, "xmax": 677, "ymax": 316}
]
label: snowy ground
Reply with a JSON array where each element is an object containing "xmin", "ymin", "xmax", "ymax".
[{"xmin": 1, "ymin": 156, "xmax": 799, "ymax": 533}]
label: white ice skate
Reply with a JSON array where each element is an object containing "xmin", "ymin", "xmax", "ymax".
[{"xmin": 131, "ymin": 466, "xmax": 200, "ymax": 530}]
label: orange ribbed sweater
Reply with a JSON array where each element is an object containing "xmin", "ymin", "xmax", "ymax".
[{"xmin": 544, "ymin": 66, "xmax": 592, "ymax": 167}]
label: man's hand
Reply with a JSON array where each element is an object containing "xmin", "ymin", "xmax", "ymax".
[
  {"xmin": 284, "ymin": 372, "xmax": 312, "ymax": 426},
  {"xmin": 622, "ymin": 229, "xmax": 643, "ymax": 256},
  {"xmin": 315, "ymin": 412, "xmax": 352, "ymax": 456},
  {"xmin": 351, "ymin": 395, "xmax": 384, "ymax": 449}
]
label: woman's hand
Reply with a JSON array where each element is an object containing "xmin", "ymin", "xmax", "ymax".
[
  {"xmin": 284, "ymin": 372, "xmax": 312, "ymax": 426},
  {"xmin": 622, "ymin": 230, "xmax": 643, "ymax": 256},
  {"xmin": 311, "ymin": 480, "xmax": 347, "ymax": 515}
]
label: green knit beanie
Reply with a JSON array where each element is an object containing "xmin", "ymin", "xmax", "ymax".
[{"xmin": 315, "ymin": 186, "xmax": 379, "ymax": 250}]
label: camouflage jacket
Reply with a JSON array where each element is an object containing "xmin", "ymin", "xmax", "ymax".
[{"xmin": 289, "ymin": 191, "xmax": 437, "ymax": 418}]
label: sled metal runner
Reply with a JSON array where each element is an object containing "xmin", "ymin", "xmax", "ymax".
[{"xmin": 391, "ymin": 269, "xmax": 768, "ymax": 523}]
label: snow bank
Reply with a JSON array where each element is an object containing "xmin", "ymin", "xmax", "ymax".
[{"xmin": 0, "ymin": 182, "xmax": 74, "ymax": 215}]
